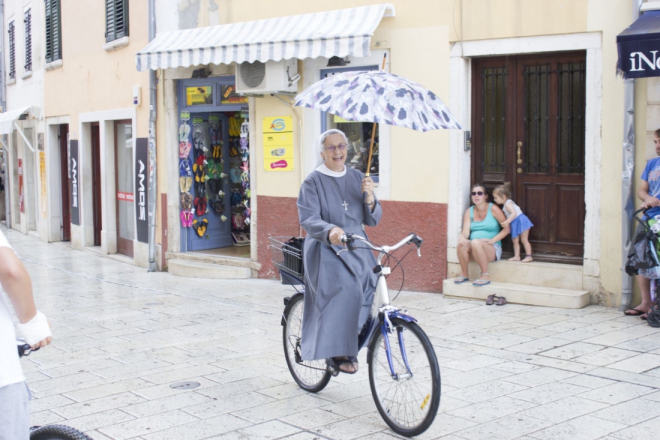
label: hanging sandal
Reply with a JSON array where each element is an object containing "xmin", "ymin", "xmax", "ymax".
[
  {"xmin": 473, "ymin": 273, "xmax": 491, "ymax": 287},
  {"xmin": 486, "ymin": 294, "xmax": 497, "ymax": 305}
]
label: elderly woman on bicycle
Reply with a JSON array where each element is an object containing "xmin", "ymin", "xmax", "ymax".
[{"xmin": 297, "ymin": 129, "xmax": 381, "ymax": 374}]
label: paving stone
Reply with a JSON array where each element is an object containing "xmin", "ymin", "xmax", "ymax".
[
  {"xmin": 447, "ymin": 396, "xmax": 538, "ymax": 424},
  {"xmin": 578, "ymin": 382, "xmax": 656, "ymax": 405},
  {"xmin": 527, "ymin": 414, "xmax": 627, "ymax": 440},
  {"xmin": 453, "ymin": 413, "xmax": 553, "ymax": 440},
  {"xmin": 141, "ymin": 414, "xmax": 251, "ymax": 439},
  {"xmin": 590, "ymin": 397, "xmax": 660, "ymax": 425},
  {"xmin": 606, "ymin": 353, "xmax": 660, "ymax": 374},
  {"xmin": 518, "ymin": 396, "xmax": 609, "ymax": 424},
  {"xmin": 52, "ymin": 391, "xmax": 146, "ymax": 418},
  {"xmin": 509, "ymin": 381, "xmax": 591, "ymax": 405},
  {"xmin": 501, "ymin": 367, "xmax": 578, "ymax": 387},
  {"xmin": 445, "ymin": 379, "xmax": 529, "ymax": 403},
  {"xmin": 98, "ymin": 409, "xmax": 198, "ymax": 439}
]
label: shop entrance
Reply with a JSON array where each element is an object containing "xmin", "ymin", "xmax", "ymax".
[
  {"xmin": 91, "ymin": 124, "xmax": 102, "ymax": 247},
  {"xmin": 178, "ymin": 77, "xmax": 251, "ymax": 257},
  {"xmin": 471, "ymin": 52, "xmax": 586, "ymax": 263},
  {"xmin": 58, "ymin": 124, "xmax": 71, "ymax": 241},
  {"xmin": 115, "ymin": 121, "xmax": 134, "ymax": 257}
]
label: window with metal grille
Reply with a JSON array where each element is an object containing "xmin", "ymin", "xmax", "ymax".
[
  {"xmin": 24, "ymin": 9, "xmax": 32, "ymax": 72},
  {"xmin": 105, "ymin": 0, "xmax": 129, "ymax": 43},
  {"xmin": 45, "ymin": 0, "xmax": 62, "ymax": 63},
  {"xmin": 8, "ymin": 21, "xmax": 15, "ymax": 79}
]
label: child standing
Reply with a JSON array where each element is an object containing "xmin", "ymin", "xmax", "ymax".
[{"xmin": 493, "ymin": 183, "xmax": 534, "ymax": 262}]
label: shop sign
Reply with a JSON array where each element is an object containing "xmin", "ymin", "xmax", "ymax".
[
  {"xmin": 263, "ymin": 116, "xmax": 294, "ymax": 172},
  {"xmin": 117, "ymin": 192, "xmax": 134, "ymax": 202},
  {"xmin": 221, "ymin": 84, "xmax": 248, "ymax": 104},
  {"xmin": 70, "ymin": 140, "xmax": 80, "ymax": 225},
  {"xmin": 39, "ymin": 152, "xmax": 47, "ymax": 218},
  {"xmin": 18, "ymin": 159, "xmax": 24, "ymax": 213},
  {"xmin": 186, "ymin": 86, "xmax": 213, "ymax": 106},
  {"xmin": 135, "ymin": 138, "xmax": 149, "ymax": 243}
]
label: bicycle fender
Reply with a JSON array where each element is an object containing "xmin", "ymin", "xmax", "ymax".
[
  {"xmin": 281, "ymin": 293, "xmax": 304, "ymax": 326},
  {"xmin": 388, "ymin": 310, "xmax": 417, "ymax": 323}
]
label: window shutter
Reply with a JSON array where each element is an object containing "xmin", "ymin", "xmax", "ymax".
[
  {"xmin": 24, "ymin": 9, "xmax": 32, "ymax": 72},
  {"xmin": 8, "ymin": 21, "xmax": 15, "ymax": 79},
  {"xmin": 106, "ymin": 0, "xmax": 129, "ymax": 42},
  {"xmin": 45, "ymin": 1, "xmax": 53, "ymax": 62},
  {"xmin": 45, "ymin": 0, "xmax": 62, "ymax": 63},
  {"xmin": 115, "ymin": 0, "xmax": 129, "ymax": 39}
]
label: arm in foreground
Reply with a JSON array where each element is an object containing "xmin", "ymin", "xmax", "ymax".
[{"xmin": 0, "ymin": 247, "xmax": 52, "ymax": 349}]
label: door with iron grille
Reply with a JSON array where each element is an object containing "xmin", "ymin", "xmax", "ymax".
[{"xmin": 472, "ymin": 52, "xmax": 586, "ymax": 262}]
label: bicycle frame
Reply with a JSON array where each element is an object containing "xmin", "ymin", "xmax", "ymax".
[{"xmin": 345, "ymin": 233, "xmax": 422, "ymax": 379}]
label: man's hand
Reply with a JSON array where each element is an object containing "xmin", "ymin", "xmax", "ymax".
[
  {"xmin": 643, "ymin": 196, "xmax": 660, "ymax": 209},
  {"xmin": 328, "ymin": 227, "xmax": 346, "ymax": 246}
]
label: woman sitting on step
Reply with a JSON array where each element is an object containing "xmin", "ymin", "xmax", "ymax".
[{"xmin": 454, "ymin": 183, "xmax": 510, "ymax": 287}]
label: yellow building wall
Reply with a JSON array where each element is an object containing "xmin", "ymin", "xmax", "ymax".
[{"xmin": 44, "ymin": 0, "xmax": 150, "ymax": 136}]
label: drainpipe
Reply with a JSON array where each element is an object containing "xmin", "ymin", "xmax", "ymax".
[
  {"xmin": 147, "ymin": 0, "xmax": 157, "ymax": 271},
  {"xmin": 620, "ymin": 0, "xmax": 643, "ymax": 311},
  {"xmin": 0, "ymin": 0, "xmax": 9, "ymax": 229}
]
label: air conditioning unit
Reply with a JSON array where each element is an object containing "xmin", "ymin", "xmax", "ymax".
[{"xmin": 236, "ymin": 59, "xmax": 299, "ymax": 95}]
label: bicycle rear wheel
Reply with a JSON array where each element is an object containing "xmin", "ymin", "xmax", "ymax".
[
  {"xmin": 367, "ymin": 318, "xmax": 441, "ymax": 437},
  {"xmin": 282, "ymin": 294, "xmax": 332, "ymax": 392}
]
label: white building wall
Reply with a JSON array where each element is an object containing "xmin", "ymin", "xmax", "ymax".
[{"xmin": 4, "ymin": 0, "xmax": 46, "ymax": 239}]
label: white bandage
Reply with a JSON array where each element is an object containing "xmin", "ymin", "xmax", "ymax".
[{"xmin": 17, "ymin": 311, "xmax": 52, "ymax": 346}]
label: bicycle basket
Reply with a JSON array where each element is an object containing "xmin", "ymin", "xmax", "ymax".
[{"xmin": 269, "ymin": 236, "xmax": 304, "ymax": 278}]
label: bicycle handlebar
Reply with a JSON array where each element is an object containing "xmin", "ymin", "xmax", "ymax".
[{"xmin": 340, "ymin": 233, "xmax": 423, "ymax": 257}]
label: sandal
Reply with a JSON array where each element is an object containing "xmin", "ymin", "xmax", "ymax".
[
  {"xmin": 522, "ymin": 255, "xmax": 533, "ymax": 263},
  {"xmin": 496, "ymin": 296, "xmax": 507, "ymax": 306},
  {"xmin": 473, "ymin": 273, "xmax": 491, "ymax": 287},
  {"xmin": 328, "ymin": 357, "xmax": 358, "ymax": 374},
  {"xmin": 486, "ymin": 294, "xmax": 497, "ymax": 305},
  {"xmin": 454, "ymin": 276, "xmax": 469, "ymax": 284},
  {"xmin": 624, "ymin": 308, "xmax": 646, "ymax": 316}
]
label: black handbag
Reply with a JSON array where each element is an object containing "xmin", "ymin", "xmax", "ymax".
[{"xmin": 626, "ymin": 230, "xmax": 659, "ymax": 275}]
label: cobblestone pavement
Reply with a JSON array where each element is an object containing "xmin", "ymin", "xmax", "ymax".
[{"xmin": 4, "ymin": 227, "xmax": 660, "ymax": 440}]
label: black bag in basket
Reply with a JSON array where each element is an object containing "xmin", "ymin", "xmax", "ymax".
[{"xmin": 283, "ymin": 237, "xmax": 304, "ymax": 275}]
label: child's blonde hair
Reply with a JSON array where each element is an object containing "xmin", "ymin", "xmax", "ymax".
[{"xmin": 493, "ymin": 182, "xmax": 512, "ymax": 199}]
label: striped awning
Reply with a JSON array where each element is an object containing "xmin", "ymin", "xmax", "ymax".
[{"xmin": 136, "ymin": 4, "xmax": 395, "ymax": 71}]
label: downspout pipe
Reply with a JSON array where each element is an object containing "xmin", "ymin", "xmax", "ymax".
[
  {"xmin": 147, "ymin": 0, "xmax": 157, "ymax": 271},
  {"xmin": 620, "ymin": 0, "xmax": 643, "ymax": 311},
  {"xmin": 0, "ymin": 0, "xmax": 10, "ymax": 229}
]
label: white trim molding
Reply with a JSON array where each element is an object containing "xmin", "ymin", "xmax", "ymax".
[
  {"xmin": 103, "ymin": 36, "xmax": 130, "ymax": 52},
  {"xmin": 448, "ymin": 32, "xmax": 603, "ymax": 296}
]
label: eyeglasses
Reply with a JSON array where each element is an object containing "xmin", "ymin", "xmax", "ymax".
[
  {"xmin": 471, "ymin": 191, "xmax": 485, "ymax": 196},
  {"xmin": 325, "ymin": 144, "xmax": 347, "ymax": 153}
]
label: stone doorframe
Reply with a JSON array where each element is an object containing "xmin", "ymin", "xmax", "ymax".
[{"xmin": 447, "ymin": 32, "xmax": 603, "ymax": 293}]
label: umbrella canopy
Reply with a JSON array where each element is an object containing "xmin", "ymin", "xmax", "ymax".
[{"xmin": 294, "ymin": 70, "xmax": 461, "ymax": 132}]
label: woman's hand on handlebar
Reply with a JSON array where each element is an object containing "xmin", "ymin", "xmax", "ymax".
[{"xmin": 328, "ymin": 227, "xmax": 346, "ymax": 246}]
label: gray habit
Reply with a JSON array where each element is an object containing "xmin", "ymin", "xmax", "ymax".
[{"xmin": 297, "ymin": 167, "xmax": 382, "ymax": 361}]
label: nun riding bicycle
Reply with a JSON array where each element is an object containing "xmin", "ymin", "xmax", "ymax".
[{"xmin": 273, "ymin": 129, "xmax": 441, "ymax": 437}]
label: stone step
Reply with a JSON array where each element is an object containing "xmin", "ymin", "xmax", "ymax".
[
  {"xmin": 447, "ymin": 260, "xmax": 583, "ymax": 290},
  {"xmin": 165, "ymin": 251, "xmax": 261, "ymax": 270},
  {"xmin": 167, "ymin": 259, "xmax": 252, "ymax": 279},
  {"xmin": 443, "ymin": 279, "xmax": 590, "ymax": 309}
]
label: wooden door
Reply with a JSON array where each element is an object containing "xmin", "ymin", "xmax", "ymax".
[
  {"xmin": 59, "ymin": 124, "xmax": 71, "ymax": 241},
  {"xmin": 91, "ymin": 124, "xmax": 102, "ymax": 247},
  {"xmin": 472, "ymin": 52, "xmax": 586, "ymax": 262}
]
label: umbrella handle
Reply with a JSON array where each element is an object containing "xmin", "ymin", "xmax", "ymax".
[
  {"xmin": 365, "ymin": 54, "xmax": 387, "ymax": 178},
  {"xmin": 365, "ymin": 122, "xmax": 377, "ymax": 177}
]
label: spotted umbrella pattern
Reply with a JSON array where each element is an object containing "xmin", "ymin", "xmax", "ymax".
[{"xmin": 294, "ymin": 70, "xmax": 462, "ymax": 132}]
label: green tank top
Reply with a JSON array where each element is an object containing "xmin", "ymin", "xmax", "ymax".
[{"xmin": 470, "ymin": 203, "xmax": 501, "ymax": 245}]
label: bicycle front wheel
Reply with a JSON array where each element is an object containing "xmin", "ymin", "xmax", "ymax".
[
  {"xmin": 367, "ymin": 318, "xmax": 441, "ymax": 437},
  {"xmin": 282, "ymin": 294, "xmax": 332, "ymax": 392}
]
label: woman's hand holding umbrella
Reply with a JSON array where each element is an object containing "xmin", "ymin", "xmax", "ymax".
[{"xmin": 362, "ymin": 177, "xmax": 375, "ymax": 205}]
